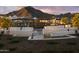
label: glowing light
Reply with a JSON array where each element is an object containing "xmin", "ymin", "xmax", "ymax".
[{"xmin": 40, "ymin": 20, "xmax": 48, "ymax": 23}]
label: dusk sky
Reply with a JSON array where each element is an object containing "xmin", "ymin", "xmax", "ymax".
[{"xmin": 0, "ymin": 6, "xmax": 79, "ymax": 15}]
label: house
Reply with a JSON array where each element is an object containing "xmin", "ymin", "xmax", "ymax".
[
  {"xmin": 33, "ymin": 18, "xmax": 51, "ymax": 28},
  {"xmin": 50, "ymin": 18, "xmax": 61, "ymax": 26},
  {"xmin": 11, "ymin": 16, "xmax": 34, "ymax": 27}
]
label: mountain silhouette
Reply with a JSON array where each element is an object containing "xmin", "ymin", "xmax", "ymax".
[{"xmin": 7, "ymin": 6, "xmax": 53, "ymax": 19}]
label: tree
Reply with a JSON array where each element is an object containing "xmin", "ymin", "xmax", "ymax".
[
  {"xmin": 71, "ymin": 13, "xmax": 79, "ymax": 34},
  {"xmin": 0, "ymin": 16, "xmax": 12, "ymax": 30},
  {"xmin": 61, "ymin": 17, "xmax": 68, "ymax": 24},
  {"xmin": 71, "ymin": 14, "xmax": 79, "ymax": 28},
  {"xmin": 50, "ymin": 16, "xmax": 56, "ymax": 25},
  {"xmin": 61, "ymin": 17, "xmax": 68, "ymax": 27}
]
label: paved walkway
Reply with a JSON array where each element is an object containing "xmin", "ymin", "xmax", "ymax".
[
  {"xmin": 45, "ymin": 35, "xmax": 76, "ymax": 40},
  {"xmin": 29, "ymin": 29, "xmax": 44, "ymax": 40},
  {"xmin": 33, "ymin": 30, "xmax": 44, "ymax": 40}
]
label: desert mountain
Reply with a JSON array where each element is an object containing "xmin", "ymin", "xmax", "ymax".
[{"xmin": 7, "ymin": 6, "xmax": 53, "ymax": 19}]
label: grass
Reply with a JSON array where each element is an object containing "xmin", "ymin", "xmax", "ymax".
[
  {"xmin": 9, "ymin": 40, "xmax": 20, "ymax": 44},
  {"xmin": 9, "ymin": 48, "xmax": 16, "ymax": 51},
  {"xmin": 47, "ymin": 42, "xmax": 59, "ymax": 45},
  {"xmin": 61, "ymin": 50, "xmax": 74, "ymax": 53},
  {"xmin": 0, "ymin": 43, "xmax": 4, "ymax": 49},
  {"xmin": 67, "ymin": 42, "xmax": 76, "ymax": 45},
  {"xmin": 0, "ymin": 35, "xmax": 79, "ymax": 53},
  {"xmin": 69, "ymin": 34, "xmax": 79, "ymax": 36}
]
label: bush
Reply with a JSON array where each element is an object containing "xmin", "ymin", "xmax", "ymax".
[{"xmin": 9, "ymin": 40, "xmax": 20, "ymax": 44}]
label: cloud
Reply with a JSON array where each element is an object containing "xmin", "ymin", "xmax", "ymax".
[
  {"xmin": 0, "ymin": 6, "xmax": 24, "ymax": 14},
  {"xmin": 40, "ymin": 8, "xmax": 53, "ymax": 14},
  {"xmin": 34, "ymin": 6, "xmax": 79, "ymax": 14}
]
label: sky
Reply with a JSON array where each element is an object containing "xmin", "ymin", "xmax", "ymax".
[
  {"xmin": 34, "ymin": 6, "xmax": 79, "ymax": 14},
  {"xmin": 0, "ymin": 6, "xmax": 79, "ymax": 15}
]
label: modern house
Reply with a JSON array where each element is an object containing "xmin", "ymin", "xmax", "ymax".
[
  {"xmin": 33, "ymin": 18, "xmax": 51, "ymax": 28},
  {"xmin": 10, "ymin": 16, "xmax": 52, "ymax": 28},
  {"xmin": 9, "ymin": 15, "xmax": 34, "ymax": 27}
]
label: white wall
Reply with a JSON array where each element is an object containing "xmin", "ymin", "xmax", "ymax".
[
  {"xmin": 8, "ymin": 27, "xmax": 33, "ymax": 37},
  {"xmin": 43, "ymin": 26, "xmax": 77, "ymax": 36}
]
